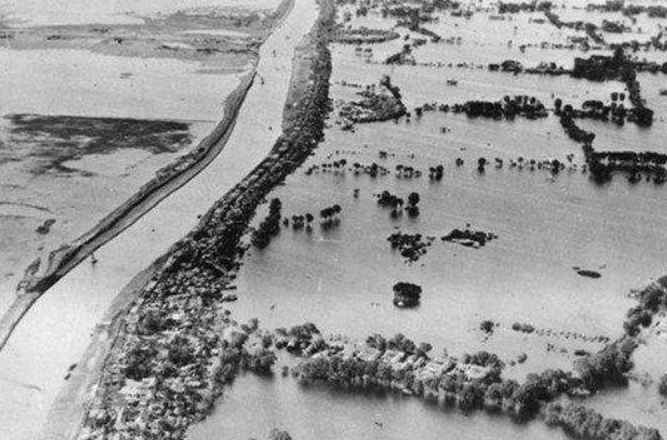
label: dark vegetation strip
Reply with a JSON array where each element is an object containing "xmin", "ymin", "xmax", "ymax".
[
  {"xmin": 332, "ymin": 28, "xmax": 399, "ymax": 44},
  {"xmin": 408, "ymin": 48, "xmax": 663, "ymax": 183},
  {"xmin": 6, "ymin": 114, "xmax": 192, "ymax": 173},
  {"xmin": 586, "ymin": 2, "xmax": 667, "ymax": 19},
  {"xmin": 556, "ymin": 97, "xmax": 666, "ymax": 183}
]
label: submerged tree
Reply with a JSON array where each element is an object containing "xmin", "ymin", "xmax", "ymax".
[{"xmin": 269, "ymin": 429, "xmax": 293, "ymax": 440}]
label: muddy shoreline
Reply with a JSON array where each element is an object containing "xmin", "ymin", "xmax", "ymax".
[{"xmin": 42, "ymin": 0, "xmax": 334, "ymax": 438}]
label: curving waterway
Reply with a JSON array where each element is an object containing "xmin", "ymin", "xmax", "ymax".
[{"xmin": 0, "ymin": 0, "xmax": 318, "ymax": 438}]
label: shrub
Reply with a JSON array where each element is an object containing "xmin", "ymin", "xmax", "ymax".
[
  {"xmin": 659, "ymin": 374, "xmax": 667, "ymax": 397},
  {"xmin": 269, "ymin": 429, "xmax": 293, "ymax": 440},
  {"xmin": 123, "ymin": 344, "xmax": 159, "ymax": 380}
]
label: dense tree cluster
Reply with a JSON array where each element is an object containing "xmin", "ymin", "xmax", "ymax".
[
  {"xmin": 385, "ymin": 44, "xmax": 415, "ymax": 65},
  {"xmin": 480, "ymin": 320, "xmax": 496, "ymax": 334},
  {"xmin": 442, "ymin": 227, "xmax": 498, "ymax": 248},
  {"xmin": 601, "ymin": 19, "xmax": 627, "ymax": 34},
  {"xmin": 497, "ymin": 0, "xmax": 553, "ymax": 13},
  {"xmin": 319, "ymin": 204, "xmax": 342, "ymax": 229},
  {"xmin": 305, "ymin": 160, "xmax": 390, "ymax": 178},
  {"xmin": 624, "ymin": 280, "xmax": 667, "ymax": 336},
  {"xmin": 333, "ymin": 27, "xmax": 400, "ymax": 44},
  {"xmin": 659, "ymin": 374, "xmax": 667, "ymax": 397},
  {"xmin": 123, "ymin": 345, "xmax": 160, "ymax": 381},
  {"xmin": 251, "ymin": 198, "xmax": 283, "ymax": 249},
  {"xmin": 244, "ymin": 348, "xmax": 278, "ymax": 375},
  {"xmin": 395, "ymin": 164, "xmax": 422, "ymax": 179},
  {"xmin": 283, "ymin": 213, "xmax": 314, "ymax": 232},
  {"xmin": 416, "ymin": 95, "xmax": 548, "ymax": 121},
  {"xmin": 574, "ymin": 337, "xmax": 637, "ymax": 390},
  {"xmin": 565, "ymin": 93, "xmax": 640, "ymax": 126},
  {"xmin": 587, "ymin": 1, "xmax": 667, "ymax": 18},
  {"xmin": 586, "ymin": 151, "xmax": 667, "ymax": 185},
  {"xmin": 274, "ymin": 322, "xmax": 321, "ymax": 354},
  {"xmin": 428, "ymin": 164, "xmax": 444, "ymax": 181},
  {"xmin": 557, "ymin": 103, "xmax": 592, "ymax": 134},
  {"xmin": 544, "ymin": 9, "xmax": 587, "ymax": 32},
  {"xmin": 304, "ymin": 158, "xmax": 347, "ymax": 175},
  {"xmin": 544, "ymin": 402, "xmax": 662, "ymax": 440},
  {"xmin": 377, "ymin": 190, "xmax": 404, "ymax": 209},
  {"xmin": 393, "ymin": 282, "xmax": 422, "ymax": 307},
  {"xmin": 339, "ymin": 77, "xmax": 407, "ymax": 129},
  {"xmin": 388, "ymin": 232, "xmax": 434, "ymax": 263},
  {"xmin": 572, "ymin": 50, "xmax": 628, "ymax": 81},
  {"xmin": 376, "ymin": 190, "xmax": 421, "ymax": 218},
  {"xmin": 511, "ymin": 322, "xmax": 536, "ymax": 333},
  {"xmin": 405, "ymin": 192, "xmax": 420, "ymax": 217},
  {"xmin": 292, "ymin": 330, "xmax": 585, "ymax": 421},
  {"xmin": 269, "ymin": 429, "xmax": 293, "ymax": 440},
  {"xmin": 571, "ymin": 49, "xmax": 654, "ymax": 127}
]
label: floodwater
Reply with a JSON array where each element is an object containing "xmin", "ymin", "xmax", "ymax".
[
  {"xmin": 0, "ymin": 0, "xmax": 317, "ymax": 438},
  {"xmin": 3, "ymin": 1, "xmax": 667, "ymax": 440},
  {"xmin": 223, "ymin": 41, "xmax": 667, "ymax": 377},
  {"xmin": 187, "ymin": 372, "xmax": 571, "ymax": 440},
  {"xmin": 194, "ymin": 3, "xmax": 667, "ymax": 439},
  {"xmin": 225, "ymin": 105, "xmax": 664, "ymax": 373},
  {"xmin": 0, "ymin": 48, "xmax": 241, "ymax": 121},
  {"xmin": 0, "ymin": 46, "xmax": 243, "ymax": 319}
]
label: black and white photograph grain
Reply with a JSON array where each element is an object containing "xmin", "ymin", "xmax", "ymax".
[{"xmin": 1, "ymin": 0, "xmax": 667, "ymax": 439}]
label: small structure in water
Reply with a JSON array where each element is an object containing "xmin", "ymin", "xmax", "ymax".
[{"xmin": 576, "ymin": 269, "xmax": 601, "ymax": 279}]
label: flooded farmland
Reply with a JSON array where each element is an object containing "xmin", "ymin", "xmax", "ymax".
[
  {"xmin": 2, "ymin": 1, "xmax": 667, "ymax": 440},
  {"xmin": 189, "ymin": 1, "xmax": 667, "ymax": 439}
]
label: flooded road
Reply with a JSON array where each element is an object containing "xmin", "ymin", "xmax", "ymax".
[{"xmin": 0, "ymin": 0, "xmax": 318, "ymax": 438}]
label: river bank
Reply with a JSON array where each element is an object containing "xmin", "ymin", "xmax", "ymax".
[
  {"xmin": 0, "ymin": 71, "xmax": 254, "ymax": 354},
  {"xmin": 41, "ymin": 0, "xmax": 333, "ymax": 438},
  {"xmin": 0, "ymin": 0, "xmax": 295, "ymax": 307},
  {"xmin": 0, "ymin": 0, "xmax": 298, "ymax": 355}
]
